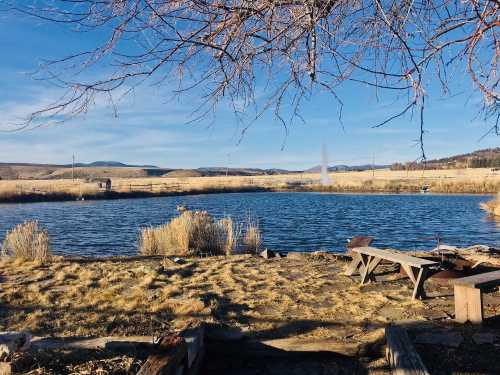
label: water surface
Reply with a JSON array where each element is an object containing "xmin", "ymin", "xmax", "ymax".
[{"xmin": 0, "ymin": 192, "xmax": 498, "ymax": 257}]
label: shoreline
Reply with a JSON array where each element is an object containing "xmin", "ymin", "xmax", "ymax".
[
  {"xmin": 0, "ymin": 184, "xmax": 498, "ymax": 205},
  {"xmin": 0, "ymin": 168, "xmax": 498, "ymax": 204}
]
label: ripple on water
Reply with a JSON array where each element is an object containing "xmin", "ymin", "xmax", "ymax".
[{"xmin": 0, "ymin": 192, "xmax": 498, "ymax": 256}]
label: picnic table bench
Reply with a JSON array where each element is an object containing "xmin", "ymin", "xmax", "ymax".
[
  {"xmin": 345, "ymin": 247, "xmax": 438, "ymax": 300},
  {"xmin": 449, "ymin": 270, "xmax": 500, "ymax": 323}
]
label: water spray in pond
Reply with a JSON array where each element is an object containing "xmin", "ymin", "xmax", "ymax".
[{"xmin": 321, "ymin": 144, "xmax": 332, "ymax": 186}]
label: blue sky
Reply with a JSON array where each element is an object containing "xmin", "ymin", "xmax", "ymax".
[{"xmin": 0, "ymin": 10, "xmax": 498, "ymax": 170}]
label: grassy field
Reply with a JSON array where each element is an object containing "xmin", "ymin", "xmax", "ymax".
[
  {"xmin": 0, "ymin": 168, "xmax": 499, "ymax": 202},
  {"xmin": 2, "ymin": 253, "xmax": 500, "ymax": 374}
]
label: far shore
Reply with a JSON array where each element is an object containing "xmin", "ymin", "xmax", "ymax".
[{"xmin": 0, "ymin": 168, "xmax": 499, "ymax": 204}]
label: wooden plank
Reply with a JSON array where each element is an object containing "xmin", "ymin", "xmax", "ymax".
[
  {"xmin": 385, "ymin": 326, "xmax": 430, "ymax": 375},
  {"xmin": 137, "ymin": 336, "xmax": 187, "ymax": 375},
  {"xmin": 454, "ymin": 285, "xmax": 469, "ymax": 323},
  {"xmin": 260, "ymin": 337, "xmax": 360, "ymax": 357},
  {"xmin": 467, "ymin": 287, "xmax": 484, "ymax": 324},
  {"xmin": 352, "ymin": 247, "xmax": 437, "ymax": 268},
  {"xmin": 449, "ymin": 270, "xmax": 500, "ymax": 288}
]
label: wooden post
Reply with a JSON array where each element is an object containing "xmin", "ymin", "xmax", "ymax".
[{"xmin": 454, "ymin": 285, "xmax": 483, "ymax": 324}]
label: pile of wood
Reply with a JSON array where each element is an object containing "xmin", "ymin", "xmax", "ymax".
[{"xmin": 432, "ymin": 245, "xmax": 500, "ymax": 267}]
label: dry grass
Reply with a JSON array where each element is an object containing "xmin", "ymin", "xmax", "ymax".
[
  {"xmin": 1, "ymin": 254, "xmax": 494, "ymax": 349},
  {"xmin": 0, "ymin": 168, "xmax": 499, "ymax": 201},
  {"xmin": 1, "ymin": 221, "xmax": 51, "ymax": 261},
  {"xmin": 138, "ymin": 210, "xmax": 238, "ymax": 256},
  {"xmin": 243, "ymin": 219, "xmax": 262, "ymax": 254},
  {"xmin": 480, "ymin": 193, "xmax": 500, "ymax": 216},
  {"xmin": 219, "ymin": 217, "xmax": 242, "ymax": 255},
  {"xmin": 2, "ymin": 254, "xmax": 500, "ymax": 374}
]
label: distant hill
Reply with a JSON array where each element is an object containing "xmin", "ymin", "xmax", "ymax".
[
  {"xmin": 391, "ymin": 148, "xmax": 500, "ymax": 170},
  {"xmin": 195, "ymin": 167, "xmax": 298, "ymax": 176},
  {"xmin": 2, "ymin": 147, "xmax": 498, "ymax": 181},
  {"xmin": 72, "ymin": 161, "xmax": 159, "ymax": 168},
  {"xmin": 0, "ymin": 161, "xmax": 159, "ymax": 168}
]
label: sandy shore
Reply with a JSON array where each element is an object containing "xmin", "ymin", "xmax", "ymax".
[{"xmin": 2, "ymin": 252, "xmax": 500, "ymax": 374}]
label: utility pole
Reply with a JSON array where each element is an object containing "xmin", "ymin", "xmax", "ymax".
[
  {"xmin": 72, "ymin": 154, "xmax": 75, "ymax": 181},
  {"xmin": 371, "ymin": 153, "xmax": 375, "ymax": 180}
]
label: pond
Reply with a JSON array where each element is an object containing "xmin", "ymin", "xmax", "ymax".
[{"xmin": 0, "ymin": 192, "xmax": 499, "ymax": 257}]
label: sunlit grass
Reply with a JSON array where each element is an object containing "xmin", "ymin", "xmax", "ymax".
[{"xmin": 1, "ymin": 220, "xmax": 51, "ymax": 261}]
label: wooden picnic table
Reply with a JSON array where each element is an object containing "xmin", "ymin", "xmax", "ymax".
[
  {"xmin": 449, "ymin": 270, "xmax": 500, "ymax": 323},
  {"xmin": 345, "ymin": 247, "xmax": 438, "ymax": 300}
]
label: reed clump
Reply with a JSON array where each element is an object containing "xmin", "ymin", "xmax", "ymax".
[
  {"xmin": 138, "ymin": 210, "xmax": 260, "ymax": 256},
  {"xmin": 243, "ymin": 219, "xmax": 262, "ymax": 254},
  {"xmin": 1, "ymin": 220, "xmax": 51, "ymax": 261},
  {"xmin": 480, "ymin": 193, "xmax": 500, "ymax": 216}
]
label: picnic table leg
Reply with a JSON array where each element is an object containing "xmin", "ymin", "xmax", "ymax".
[
  {"xmin": 412, "ymin": 267, "xmax": 428, "ymax": 300},
  {"xmin": 360, "ymin": 255, "xmax": 382, "ymax": 285},
  {"xmin": 345, "ymin": 253, "xmax": 362, "ymax": 276},
  {"xmin": 401, "ymin": 264, "xmax": 417, "ymax": 283},
  {"xmin": 366, "ymin": 256, "xmax": 382, "ymax": 280}
]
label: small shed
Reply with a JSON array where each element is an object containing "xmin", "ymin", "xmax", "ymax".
[{"xmin": 91, "ymin": 178, "xmax": 112, "ymax": 191}]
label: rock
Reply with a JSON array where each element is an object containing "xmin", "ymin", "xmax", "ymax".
[
  {"xmin": 260, "ymin": 249, "xmax": 275, "ymax": 259},
  {"xmin": 311, "ymin": 251, "xmax": 328, "ymax": 256},
  {"xmin": 0, "ymin": 362, "xmax": 11, "ymax": 375},
  {"xmin": 173, "ymin": 257, "xmax": 186, "ymax": 264},
  {"xmin": 472, "ymin": 333, "xmax": 497, "ymax": 345},
  {"xmin": 414, "ymin": 332, "xmax": 463, "ymax": 348},
  {"xmin": 0, "ymin": 332, "xmax": 31, "ymax": 359}
]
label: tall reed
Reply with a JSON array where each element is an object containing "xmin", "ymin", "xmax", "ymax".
[
  {"xmin": 243, "ymin": 218, "xmax": 262, "ymax": 254},
  {"xmin": 1, "ymin": 220, "xmax": 51, "ymax": 261},
  {"xmin": 138, "ymin": 210, "xmax": 262, "ymax": 256}
]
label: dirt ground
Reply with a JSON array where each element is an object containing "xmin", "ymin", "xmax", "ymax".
[{"xmin": 1, "ymin": 253, "xmax": 500, "ymax": 374}]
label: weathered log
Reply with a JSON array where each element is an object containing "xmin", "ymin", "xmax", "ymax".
[
  {"xmin": 31, "ymin": 335, "xmax": 155, "ymax": 351},
  {"xmin": 137, "ymin": 336, "xmax": 187, "ymax": 375},
  {"xmin": 385, "ymin": 326, "xmax": 429, "ymax": 375}
]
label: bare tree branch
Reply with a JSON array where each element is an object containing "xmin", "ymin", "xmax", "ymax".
[{"xmin": 1, "ymin": 0, "xmax": 498, "ymax": 156}]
